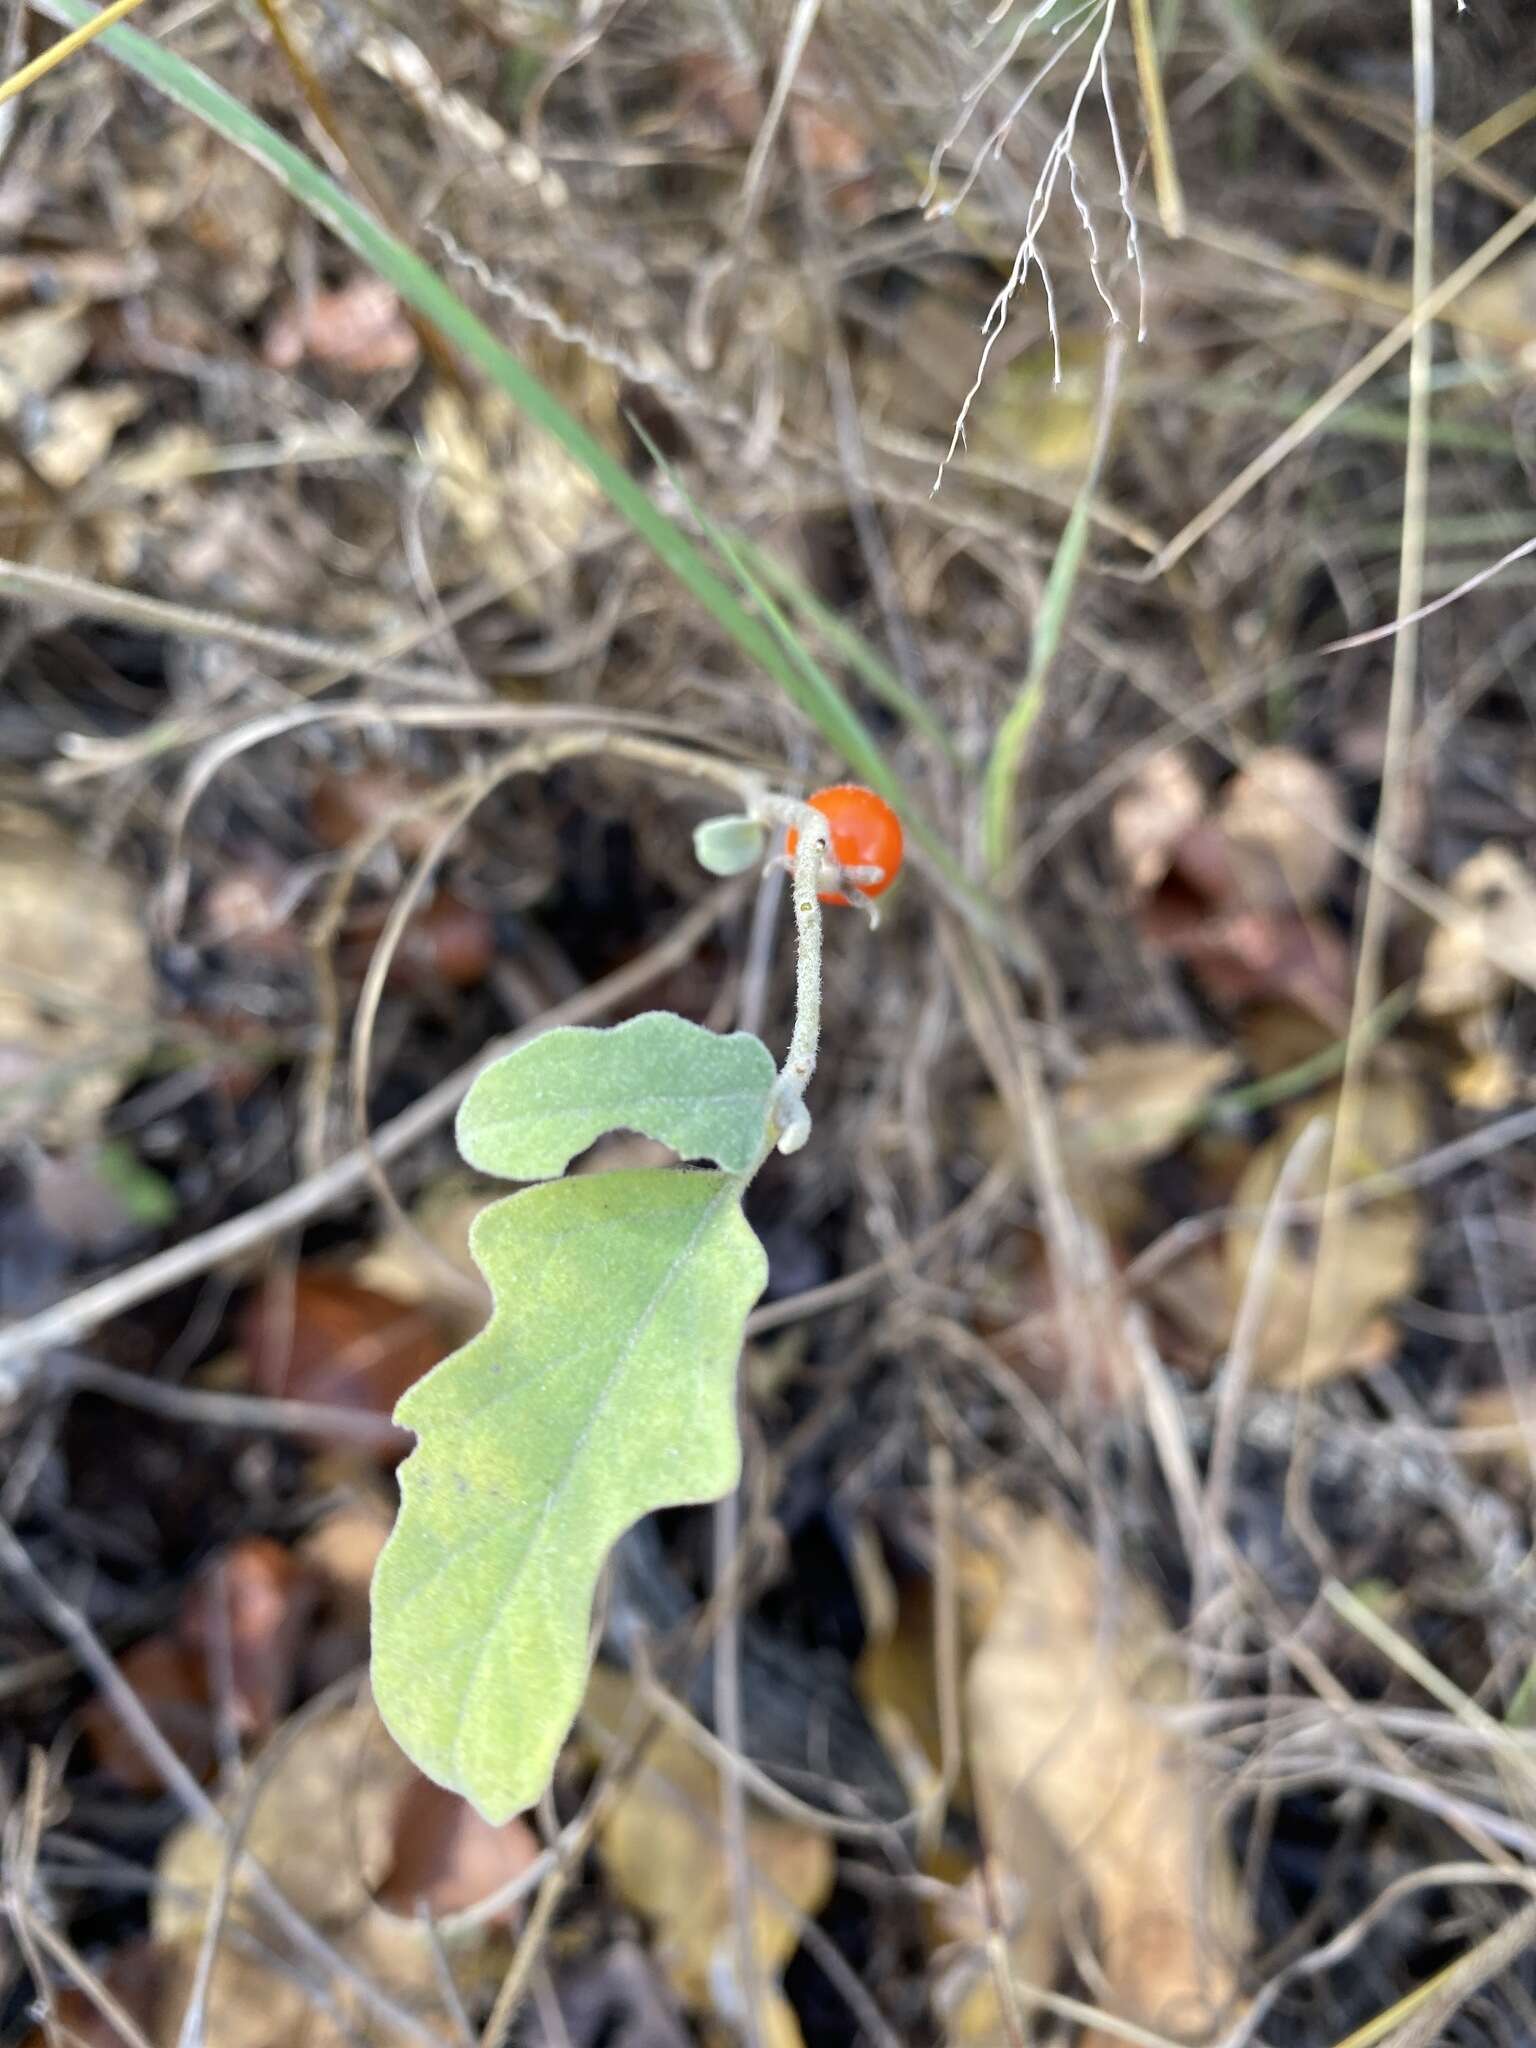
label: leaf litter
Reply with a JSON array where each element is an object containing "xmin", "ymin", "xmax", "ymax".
[
  {"xmin": 956, "ymin": 1507, "xmax": 1250, "ymax": 2047},
  {"xmin": 9, "ymin": 9, "xmax": 1536, "ymax": 2048}
]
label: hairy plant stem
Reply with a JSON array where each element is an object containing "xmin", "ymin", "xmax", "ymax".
[{"xmin": 773, "ymin": 817, "xmax": 829, "ymax": 1153}]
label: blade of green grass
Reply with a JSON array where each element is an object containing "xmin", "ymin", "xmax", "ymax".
[
  {"xmin": 981, "ymin": 329, "xmax": 1125, "ymax": 879},
  {"xmin": 627, "ymin": 417, "xmax": 922, "ymax": 818},
  {"xmin": 730, "ymin": 535, "xmax": 959, "ymax": 767},
  {"xmin": 33, "ymin": 1, "xmax": 922, "ymax": 822},
  {"xmin": 625, "ymin": 418, "xmax": 974, "ymax": 885},
  {"xmin": 39, "ymin": 0, "xmax": 1051, "ymax": 970}
]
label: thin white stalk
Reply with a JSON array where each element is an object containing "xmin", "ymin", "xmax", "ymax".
[{"xmin": 771, "ymin": 813, "xmax": 831, "ymax": 1153}]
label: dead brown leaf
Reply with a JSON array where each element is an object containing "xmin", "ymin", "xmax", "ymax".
[
  {"xmin": 172, "ymin": 133, "xmax": 290, "ymax": 316},
  {"xmin": 307, "ymin": 763, "xmax": 438, "ymax": 855},
  {"xmin": 1419, "ymin": 845, "xmax": 1536, "ymax": 1021},
  {"xmin": 179, "ymin": 1537, "xmax": 315, "ymax": 1745},
  {"xmin": 377, "ymin": 1770, "xmax": 540, "ymax": 1920},
  {"xmin": 154, "ymin": 1695, "xmax": 508, "ymax": 2038},
  {"xmin": 1143, "ymin": 871, "xmax": 1352, "ymax": 1024},
  {"xmin": 1060, "ymin": 1040, "xmax": 1239, "ymax": 1170},
  {"xmin": 0, "ymin": 302, "xmax": 90, "ymax": 415},
  {"xmin": 342, "ymin": 890, "xmax": 496, "ymax": 992},
  {"xmin": 1447, "ymin": 1046, "xmax": 1523, "ymax": 1112},
  {"xmin": 82, "ymin": 1537, "xmax": 315, "ymax": 1789},
  {"xmin": 422, "ymin": 342, "xmax": 618, "ymax": 598},
  {"xmin": 0, "ymin": 804, "xmax": 155, "ymax": 1143},
  {"xmin": 671, "ymin": 48, "xmax": 872, "ymax": 185},
  {"xmin": 1223, "ymin": 1076, "xmax": 1427, "ymax": 1388},
  {"xmin": 351, "ymin": 1173, "xmax": 497, "ymax": 1339},
  {"xmin": 584, "ymin": 1667, "xmax": 834, "ymax": 2048},
  {"xmin": 81, "ymin": 1636, "xmax": 215, "ymax": 1794},
  {"xmin": 297, "ymin": 1493, "xmax": 395, "ymax": 1691},
  {"xmin": 263, "ymin": 277, "xmax": 419, "ymax": 375},
  {"xmin": 1123, "ymin": 755, "xmax": 1354, "ymax": 1023},
  {"xmin": 1111, "ymin": 749, "xmax": 1207, "ymax": 896},
  {"xmin": 1142, "ymin": 1235, "xmax": 1241, "ymax": 1381},
  {"xmin": 1451, "ymin": 244, "xmax": 1536, "ymax": 369},
  {"xmin": 855, "ymin": 1570, "xmax": 961, "ymax": 1815},
  {"xmin": 1216, "ymin": 749, "xmax": 1346, "ymax": 910},
  {"xmin": 241, "ymin": 1269, "xmax": 452, "ymax": 1453},
  {"xmin": 964, "ymin": 1507, "xmax": 1249, "ymax": 2045}
]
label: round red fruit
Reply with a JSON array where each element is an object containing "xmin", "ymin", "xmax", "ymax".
[{"xmin": 786, "ymin": 785, "xmax": 904, "ymax": 906}]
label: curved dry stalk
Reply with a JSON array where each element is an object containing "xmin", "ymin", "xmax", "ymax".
[
  {"xmin": 929, "ymin": 0, "xmax": 1140, "ymax": 492},
  {"xmin": 0, "ymin": 1518, "xmax": 439, "ymax": 2047},
  {"xmin": 0, "ymin": 883, "xmax": 746, "ymax": 1396}
]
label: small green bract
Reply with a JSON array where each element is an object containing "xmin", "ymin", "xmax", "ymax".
[{"xmin": 692, "ymin": 813, "xmax": 767, "ymax": 877}]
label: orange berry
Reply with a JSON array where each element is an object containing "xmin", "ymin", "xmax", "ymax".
[{"xmin": 786, "ymin": 785, "xmax": 904, "ymax": 907}]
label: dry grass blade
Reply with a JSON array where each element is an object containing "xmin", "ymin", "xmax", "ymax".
[
  {"xmin": 1144, "ymin": 186, "xmax": 1536, "ymax": 579},
  {"xmin": 0, "ymin": 0, "xmax": 148, "ymax": 106},
  {"xmin": 0, "ymin": 883, "xmax": 744, "ymax": 1388},
  {"xmin": 1329, "ymin": 1903, "xmax": 1536, "ymax": 2048},
  {"xmin": 1127, "ymin": 0, "xmax": 1184, "ymax": 237},
  {"xmin": 29, "ymin": 0, "xmax": 927, "ymax": 842},
  {"xmin": 1291, "ymin": 0, "xmax": 1434, "ymax": 1475}
]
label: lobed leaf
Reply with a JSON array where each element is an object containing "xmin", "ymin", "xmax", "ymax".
[
  {"xmin": 370, "ymin": 1167, "xmax": 767, "ymax": 1821},
  {"xmin": 456, "ymin": 1012, "xmax": 777, "ymax": 1182}
]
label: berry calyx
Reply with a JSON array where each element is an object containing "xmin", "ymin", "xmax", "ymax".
[{"xmin": 787, "ymin": 785, "xmax": 904, "ymax": 907}]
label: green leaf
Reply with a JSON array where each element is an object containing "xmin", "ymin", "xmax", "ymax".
[
  {"xmin": 693, "ymin": 814, "xmax": 767, "ymax": 877},
  {"xmin": 457, "ymin": 1012, "xmax": 777, "ymax": 1181},
  {"xmin": 730, "ymin": 534, "xmax": 960, "ymax": 767},
  {"xmin": 370, "ymin": 1167, "xmax": 766, "ymax": 1820}
]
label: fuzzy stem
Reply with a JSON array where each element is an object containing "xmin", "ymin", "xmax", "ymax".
[
  {"xmin": 784, "ymin": 820, "xmax": 828, "ymax": 1090},
  {"xmin": 748, "ymin": 797, "xmax": 831, "ymax": 1154}
]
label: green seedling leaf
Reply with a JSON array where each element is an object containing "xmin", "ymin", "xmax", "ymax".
[
  {"xmin": 370, "ymin": 1167, "xmax": 766, "ymax": 1820},
  {"xmin": 693, "ymin": 814, "xmax": 767, "ymax": 877},
  {"xmin": 457, "ymin": 1012, "xmax": 777, "ymax": 1181}
]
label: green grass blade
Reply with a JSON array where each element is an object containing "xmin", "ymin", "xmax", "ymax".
[
  {"xmin": 628, "ymin": 419, "xmax": 916, "ymax": 813},
  {"xmin": 33, "ymin": 0, "xmax": 918, "ymax": 813},
  {"xmin": 731, "ymin": 535, "xmax": 960, "ymax": 766},
  {"xmin": 981, "ymin": 331, "xmax": 1126, "ymax": 880},
  {"xmin": 38, "ymin": 2, "xmax": 1049, "ymax": 966}
]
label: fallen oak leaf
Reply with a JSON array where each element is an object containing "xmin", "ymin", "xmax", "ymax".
[
  {"xmin": 1215, "ymin": 748, "xmax": 1346, "ymax": 911},
  {"xmin": 964, "ymin": 1506, "xmax": 1250, "ymax": 2046},
  {"xmin": 263, "ymin": 276, "xmax": 419, "ymax": 374},
  {"xmin": 179, "ymin": 1536, "xmax": 315, "ymax": 1744},
  {"xmin": 82, "ymin": 1537, "xmax": 315, "ymax": 1787},
  {"xmin": 1419, "ymin": 844, "xmax": 1536, "ymax": 1022},
  {"xmin": 583, "ymin": 1666, "xmax": 833, "ymax": 2048},
  {"xmin": 0, "ymin": 802, "xmax": 156, "ymax": 1143},
  {"xmin": 81, "ymin": 1635, "xmax": 214, "ymax": 1793},
  {"xmin": 153, "ymin": 1696, "xmax": 513, "ymax": 2035},
  {"xmin": 377, "ymin": 1770, "xmax": 540, "ymax": 1921},
  {"xmin": 1110, "ymin": 749, "xmax": 1206, "ymax": 897},
  {"xmin": 241, "ymin": 1269, "xmax": 452, "ymax": 1457},
  {"xmin": 1059, "ymin": 1040, "xmax": 1239, "ymax": 1170},
  {"xmin": 1223, "ymin": 1075, "xmax": 1427, "ymax": 1389},
  {"xmin": 1142, "ymin": 871, "xmax": 1351, "ymax": 1025}
]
